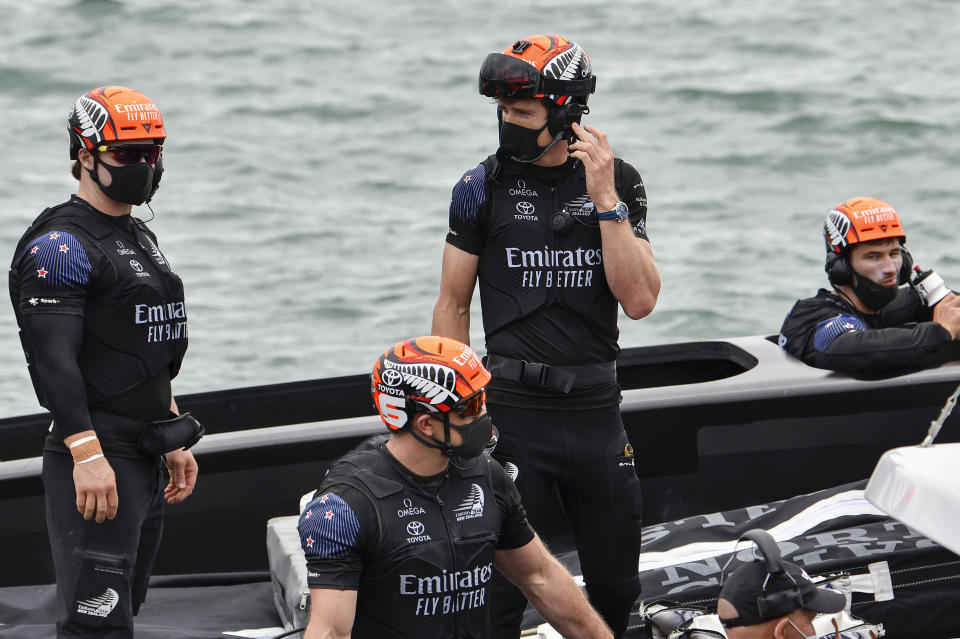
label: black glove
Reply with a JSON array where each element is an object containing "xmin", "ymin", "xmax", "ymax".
[{"xmin": 138, "ymin": 412, "xmax": 205, "ymax": 456}]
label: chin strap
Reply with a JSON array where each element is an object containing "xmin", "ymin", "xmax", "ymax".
[
  {"xmin": 85, "ymin": 153, "xmax": 102, "ymax": 185},
  {"xmin": 408, "ymin": 414, "xmax": 455, "ymax": 457},
  {"xmin": 406, "ymin": 415, "xmax": 480, "ymax": 470}
]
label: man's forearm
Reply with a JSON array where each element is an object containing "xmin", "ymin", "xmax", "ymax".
[
  {"xmin": 523, "ymin": 556, "xmax": 613, "ymax": 639},
  {"xmin": 600, "ymin": 226, "xmax": 660, "ymax": 320},
  {"xmin": 303, "ymin": 624, "xmax": 349, "ymax": 639},
  {"xmin": 819, "ymin": 322, "xmax": 953, "ymax": 374},
  {"xmin": 431, "ymin": 298, "xmax": 471, "ymax": 344}
]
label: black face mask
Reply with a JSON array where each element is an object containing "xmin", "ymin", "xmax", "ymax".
[
  {"xmin": 446, "ymin": 414, "xmax": 495, "ymax": 459},
  {"xmin": 88, "ymin": 158, "xmax": 156, "ymax": 205},
  {"xmin": 852, "ymin": 268, "xmax": 899, "ymax": 311},
  {"xmin": 498, "ymin": 120, "xmax": 560, "ymax": 163},
  {"xmin": 409, "ymin": 413, "xmax": 495, "ymax": 460}
]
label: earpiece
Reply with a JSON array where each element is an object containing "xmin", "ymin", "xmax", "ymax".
[{"xmin": 547, "ymin": 102, "xmax": 590, "ymax": 139}]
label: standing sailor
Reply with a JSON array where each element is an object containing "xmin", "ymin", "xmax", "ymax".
[
  {"xmin": 432, "ymin": 35, "xmax": 660, "ymax": 637},
  {"xmin": 9, "ymin": 86, "xmax": 201, "ymax": 638}
]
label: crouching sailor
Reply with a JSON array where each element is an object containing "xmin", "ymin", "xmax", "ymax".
[
  {"xmin": 779, "ymin": 196, "xmax": 960, "ymax": 376},
  {"xmin": 9, "ymin": 86, "xmax": 201, "ymax": 638},
  {"xmin": 298, "ymin": 336, "xmax": 612, "ymax": 639}
]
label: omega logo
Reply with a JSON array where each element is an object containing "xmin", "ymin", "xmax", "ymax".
[
  {"xmin": 516, "ymin": 202, "xmax": 535, "ymax": 215},
  {"xmin": 406, "ymin": 521, "xmax": 425, "ymax": 536},
  {"xmin": 397, "ymin": 497, "xmax": 427, "ymax": 518},
  {"xmin": 381, "ymin": 369, "xmax": 403, "ymax": 387},
  {"xmin": 509, "ymin": 181, "xmax": 539, "ymax": 197}
]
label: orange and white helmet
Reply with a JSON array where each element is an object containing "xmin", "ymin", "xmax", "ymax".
[
  {"xmin": 479, "ymin": 34, "xmax": 595, "ymax": 109},
  {"xmin": 824, "ymin": 196, "xmax": 905, "ymax": 255},
  {"xmin": 371, "ymin": 336, "xmax": 491, "ymax": 432},
  {"xmin": 68, "ymin": 86, "xmax": 165, "ymax": 159}
]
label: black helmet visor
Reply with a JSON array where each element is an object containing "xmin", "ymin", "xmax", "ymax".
[
  {"xmin": 479, "ymin": 53, "xmax": 596, "ymax": 99},
  {"xmin": 479, "ymin": 53, "xmax": 541, "ymax": 98}
]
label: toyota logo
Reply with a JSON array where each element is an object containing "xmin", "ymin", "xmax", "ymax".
[
  {"xmin": 129, "ymin": 260, "xmax": 143, "ymax": 272},
  {"xmin": 406, "ymin": 521, "xmax": 425, "ymax": 536},
  {"xmin": 516, "ymin": 201, "xmax": 535, "ymax": 215},
  {"xmin": 381, "ymin": 368, "xmax": 403, "ymax": 387}
]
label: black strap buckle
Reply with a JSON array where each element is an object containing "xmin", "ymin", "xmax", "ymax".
[
  {"xmin": 519, "ymin": 361, "xmax": 548, "ymax": 387},
  {"xmin": 521, "ymin": 361, "xmax": 576, "ymax": 393},
  {"xmin": 485, "ymin": 354, "xmax": 579, "ymax": 393}
]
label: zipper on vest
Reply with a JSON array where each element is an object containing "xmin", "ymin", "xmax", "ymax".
[
  {"xmin": 434, "ymin": 480, "xmax": 462, "ymax": 636},
  {"xmin": 550, "ymin": 185, "xmax": 561, "ymax": 304}
]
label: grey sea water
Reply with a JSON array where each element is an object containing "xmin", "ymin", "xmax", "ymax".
[{"xmin": 1, "ymin": 0, "xmax": 959, "ymax": 419}]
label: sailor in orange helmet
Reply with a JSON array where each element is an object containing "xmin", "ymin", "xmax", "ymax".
[
  {"xmin": 779, "ymin": 196, "xmax": 960, "ymax": 376},
  {"xmin": 297, "ymin": 336, "xmax": 612, "ymax": 639},
  {"xmin": 9, "ymin": 86, "xmax": 200, "ymax": 637},
  {"xmin": 432, "ymin": 35, "xmax": 658, "ymax": 637}
]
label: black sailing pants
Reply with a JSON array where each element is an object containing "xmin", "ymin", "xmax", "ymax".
[
  {"xmin": 488, "ymin": 403, "xmax": 643, "ymax": 638},
  {"xmin": 43, "ymin": 450, "xmax": 165, "ymax": 639}
]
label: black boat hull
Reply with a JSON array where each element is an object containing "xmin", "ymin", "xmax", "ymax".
[{"xmin": 2, "ymin": 336, "xmax": 958, "ymax": 586}]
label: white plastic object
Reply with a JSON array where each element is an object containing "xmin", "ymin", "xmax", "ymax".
[
  {"xmin": 914, "ymin": 269, "xmax": 950, "ymax": 307},
  {"xmin": 865, "ymin": 442, "xmax": 960, "ymax": 556}
]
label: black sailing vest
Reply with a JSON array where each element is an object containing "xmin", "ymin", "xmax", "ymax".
[
  {"xmin": 476, "ymin": 155, "xmax": 620, "ymax": 347},
  {"xmin": 10, "ymin": 199, "xmax": 187, "ymax": 405},
  {"xmin": 321, "ymin": 446, "xmax": 506, "ymax": 639}
]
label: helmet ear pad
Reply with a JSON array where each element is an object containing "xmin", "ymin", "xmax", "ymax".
[
  {"xmin": 827, "ymin": 242, "xmax": 913, "ymax": 287},
  {"xmin": 826, "ymin": 249, "xmax": 852, "ymax": 286},
  {"xmin": 898, "ymin": 245, "xmax": 914, "ymax": 284}
]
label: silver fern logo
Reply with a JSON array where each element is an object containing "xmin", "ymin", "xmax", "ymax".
[
  {"xmin": 73, "ymin": 96, "xmax": 109, "ymax": 144},
  {"xmin": 825, "ymin": 210, "xmax": 852, "ymax": 250},
  {"xmin": 545, "ymin": 43, "xmax": 590, "ymax": 81},
  {"xmin": 76, "ymin": 587, "xmax": 119, "ymax": 618},
  {"xmin": 453, "ymin": 483, "xmax": 485, "ymax": 521},
  {"xmin": 562, "ymin": 194, "xmax": 595, "ymax": 217},
  {"xmin": 385, "ymin": 361, "xmax": 458, "ymax": 407},
  {"xmin": 140, "ymin": 234, "xmax": 167, "ymax": 266}
]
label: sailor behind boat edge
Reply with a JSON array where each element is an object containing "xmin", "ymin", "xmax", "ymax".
[{"xmin": 299, "ymin": 441, "xmax": 528, "ymax": 638}]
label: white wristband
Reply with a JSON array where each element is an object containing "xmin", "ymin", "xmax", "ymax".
[
  {"xmin": 69, "ymin": 435, "xmax": 98, "ymax": 449},
  {"xmin": 76, "ymin": 453, "xmax": 104, "ymax": 465}
]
